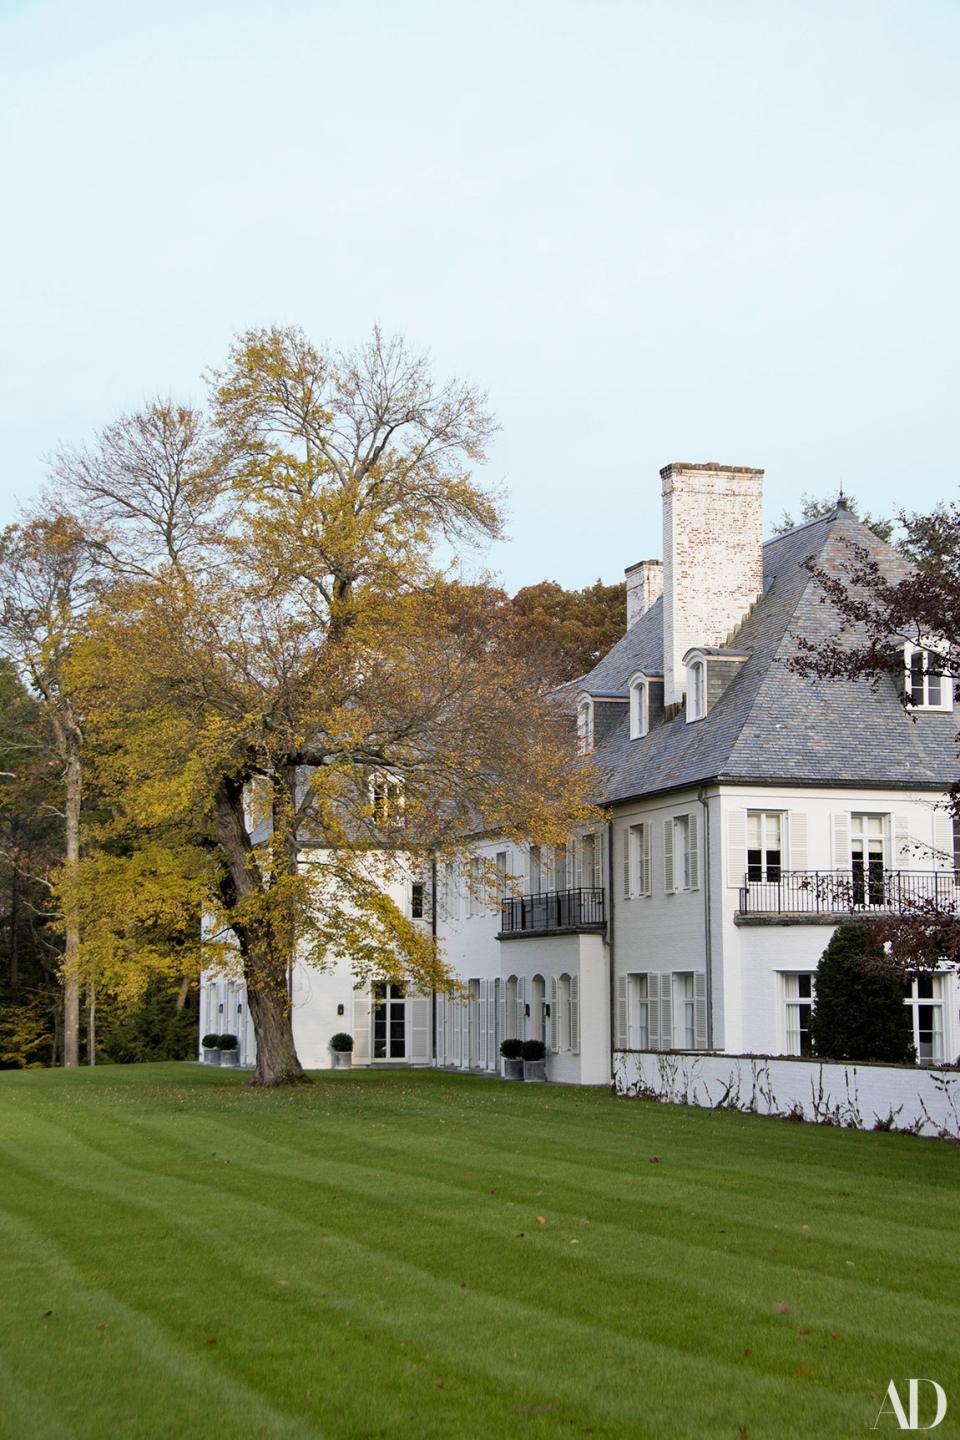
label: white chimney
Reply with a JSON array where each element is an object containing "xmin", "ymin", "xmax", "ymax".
[
  {"xmin": 624, "ymin": 559, "xmax": 663, "ymax": 629},
  {"xmin": 661, "ymin": 461, "xmax": 764, "ymax": 706}
]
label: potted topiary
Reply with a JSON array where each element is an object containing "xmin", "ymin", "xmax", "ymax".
[
  {"xmin": 330, "ymin": 1032, "xmax": 354, "ymax": 1069},
  {"xmin": 521, "ymin": 1038, "xmax": 547, "ymax": 1082},
  {"xmin": 218, "ymin": 1033, "xmax": 239, "ymax": 1068},
  {"xmin": 500, "ymin": 1037, "xmax": 524, "ymax": 1080},
  {"xmin": 202, "ymin": 1033, "xmax": 220, "ymax": 1065}
]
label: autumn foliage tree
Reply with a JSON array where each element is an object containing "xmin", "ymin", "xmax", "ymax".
[
  {"xmin": 62, "ymin": 328, "xmax": 596, "ymax": 1086},
  {"xmin": 510, "ymin": 578, "xmax": 627, "ymax": 684}
]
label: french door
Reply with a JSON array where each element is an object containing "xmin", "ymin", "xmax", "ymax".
[{"xmin": 373, "ymin": 982, "xmax": 406, "ymax": 1059}]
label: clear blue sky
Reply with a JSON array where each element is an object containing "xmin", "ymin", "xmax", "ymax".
[{"xmin": 2, "ymin": 0, "xmax": 957, "ymax": 590}]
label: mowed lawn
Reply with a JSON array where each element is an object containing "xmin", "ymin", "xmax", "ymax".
[{"xmin": 0, "ymin": 1068, "xmax": 958, "ymax": 1440}]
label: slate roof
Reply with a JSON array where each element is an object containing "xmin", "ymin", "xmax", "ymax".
[{"xmin": 575, "ymin": 506, "xmax": 960, "ymax": 805}]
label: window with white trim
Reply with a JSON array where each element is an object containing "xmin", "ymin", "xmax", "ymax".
[
  {"xmin": 370, "ymin": 772, "xmax": 403, "ymax": 825},
  {"xmin": 628, "ymin": 673, "xmax": 648, "ymax": 739},
  {"xmin": 528, "ymin": 844, "xmax": 542, "ymax": 893},
  {"xmin": 904, "ymin": 643, "xmax": 951, "ymax": 711},
  {"xmin": 782, "ymin": 973, "xmax": 815, "ymax": 1056},
  {"xmin": 667, "ymin": 814, "xmax": 699, "ymax": 892},
  {"xmin": 467, "ymin": 856, "xmax": 484, "ymax": 917},
  {"xmin": 495, "ymin": 850, "xmax": 510, "ymax": 905},
  {"xmin": 627, "ymin": 973, "xmax": 650, "ymax": 1048},
  {"xmin": 624, "ymin": 822, "xmax": 651, "ymax": 897},
  {"xmin": 851, "ymin": 812, "xmax": 886, "ymax": 905},
  {"xmin": 686, "ymin": 660, "xmax": 706, "ymax": 721},
  {"xmin": 580, "ymin": 831, "xmax": 602, "ymax": 889},
  {"xmin": 674, "ymin": 972, "xmax": 695, "ymax": 1047},
  {"xmin": 747, "ymin": 811, "xmax": 783, "ymax": 882},
  {"xmin": 905, "ymin": 974, "xmax": 946, "ymax": 1063},
  {"xmin": 576, "ymin": 696, "xmax": 594, "ymax": 754}
]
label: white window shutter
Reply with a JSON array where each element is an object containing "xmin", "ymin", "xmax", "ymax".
[
  {"xmin": 479, "ymin": 980, "xmax": 488, "ymax": 1068},
  {"xmin": 593, "ymin": 837, "xmax": 603, "ymax": 888},
  {"xmin": 642, "ymin": 825, "xmax": 651, "ymax": 895},
  {"xmin": 623, "ymin": 827, "xmax": 632, "ymax": 898},
  {"xmin": 663, "ymin": 819, "xmax": 675, "ymax": 894},
  {"xmin": 497, "ymin": 984, "xmax": 505, "ymax": 1057},
  {"xmin": 570, "ymin": 975, "xmax": 580, "ymax": 1054},
  {"xmin": 694, "ymin": 972, "xmax": 707, "ymax": 1049},
  {"xmin": 688, "ymin": 813, "xmax": 699, "ymax": 891},
  {"xmin": 894, "ymin": 813, "xmax": 912, "ymax": 867},
  {"xmin": 616, "ymin": 974, "xmax": 628, "ymax": 1050},
  {"xmin": 573, "ymin": 840, "xmax": 582, "ymax": 889},
  {"xmin": 787, "ymin": 811, "xmax": 807, "ymax": 872},
  {"xmin": 727, "ymin": 809, "xmax": 747, "ymax": 886},
  {"xmin": 933, "ymin": 812, "xmax": 953, "ymax": 870},
  {"xmin": 517, "ymin": 977, "xmax": 526, "ymax": 1040},
  {"xmin": 410, "ymin": 995, "xmax": 430, "ymax": 1062},
  {"xmin": 831, "ymin": 813, "xmax": 850, "ymax": 870},
  {"xmin": 353, "ymin": 989, "xmax": 371, "ymax": 1062},
  {"xmin": 660, "ymin": 973, "xmax": 673, "ymax": 1048},
  {"xmin": 647, "ymin": 978, "xmax": 661, "ymax": 1050}
]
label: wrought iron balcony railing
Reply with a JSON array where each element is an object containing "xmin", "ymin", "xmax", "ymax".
[
  {"xmin": 738, "ymin": 869, "xmax": 960, "ymax": 916},
  {"xmin": 499, "ymin": 887, "xmax": 605, "ymax": 936}
]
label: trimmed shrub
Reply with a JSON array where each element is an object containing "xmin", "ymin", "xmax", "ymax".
[
  {"xmin": 201, "ymin": 1033, "xmax": 219, "ymax": 1049},
  {"xmin": 500, "ymin": 1038, "xmax": 524, "ymax": 1060},
  {"xmin": 521, "ymin": 1039, "xmax": 546, "ymax": 1062},
  {"xmin": 330, "ymin": 1032, "xmax": 354, "ymax": 1053},
  {"xmin": 217, "ymin": 1033, "xmax": 239, "ymax": 1051},
  {"xmin": 810, "ymin": 923, "xmax": 914, "ymax": 1064}
]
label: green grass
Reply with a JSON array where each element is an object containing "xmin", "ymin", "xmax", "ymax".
[{"xmin": 0, "ymin": 1067, "xmax": 958, "ymax": 1440}]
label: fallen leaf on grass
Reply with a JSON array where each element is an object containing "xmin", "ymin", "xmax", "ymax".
[
  {"xmin": 777, "ymin": 1303, "xmax": 791, "ymax": 1315},
  {"xmin": 648, "ymin": 1156, "xmax": 661, "ymax": 1164},
  {"xmin": 204, "ymin": 1338, "xmax": 217, "ymax": 1347},
  {"xmin": 794, "ymin": 1366, "xmax": 811, "ymax": 1377},
  {"xmin": 95, "ymin": 1323, "xmax": 107, "ymax": 1332},
  {"xmin": 535, "ymin": 1216, "xmax": 546, "ymax": 1225},
  {"xmin": 276, "ymin": 1279, "xmax": 289, "ymax": 1286}
]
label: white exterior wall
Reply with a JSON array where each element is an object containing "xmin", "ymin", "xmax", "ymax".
[{"xmin": 717, "ymin": 785, "xmax": 957, "ymax": 1058}]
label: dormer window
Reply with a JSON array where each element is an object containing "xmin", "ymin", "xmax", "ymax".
[
  {"xmin": 686, "ymin": 658, "xmax": 706, "ymax": 722},
  {"xmin": 904, "ymin": 643, "xmax": 952, "ymax": 711},
  {"xmin": 628, "ymin": 673, "xmax": 648, "ymax": 740},
  {"xmin": 576, "ymin": 695, "xmax": 594, "ymax": 754}
]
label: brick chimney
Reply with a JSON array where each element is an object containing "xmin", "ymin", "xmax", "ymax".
[
  {"xmin": 624, "ymin": 559, "xmax": 663, "ymax": 629},
  {"xmin": 661, "ymin": 462, "xmax": 764, "ymax": 705}
]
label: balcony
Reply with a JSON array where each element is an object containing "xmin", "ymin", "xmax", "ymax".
[
  {"xmin": 737, "ymin": 869, "xmax": 959, "ymax": 921},
  {"xmin": 499, "ymin": 887, "xmax": 606, "ymax": 938}
]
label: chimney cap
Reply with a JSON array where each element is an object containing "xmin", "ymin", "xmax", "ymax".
[
  {"xmin": 659, "ymin": 461, "xmax": 764, "ymax": 479},
  {"xmin": 625, "ymin": 557, "xmax": 662, "ymax": 574}
]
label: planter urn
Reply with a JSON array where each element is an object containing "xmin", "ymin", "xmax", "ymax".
[
  {"xmin": 523, "ymin": 1059, "xmax": 547, "ymax": 1083},
  {"xmin": 202, "ymin": 1047, "xmax": 220, "ymax": 1066},
  {"xmin": 502, "ymin": 1057, "xmax": 524, "ymax": 1081},
  {"xmin": 219, "ymin": 1049, "xmax": 239, "ymax": 1068},
  {"xmin": 331, "ymin": 1051, "xmax": 353, "ymax": 1070}
]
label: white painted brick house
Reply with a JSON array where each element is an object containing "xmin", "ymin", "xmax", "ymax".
[{"xmin": 202, "ymin": 460, "xmax": 960, "ymax": 1081}]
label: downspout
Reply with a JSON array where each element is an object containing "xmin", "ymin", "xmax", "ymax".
[
  {"xmin": 698, "ymin": 786, "xmax": 714, "ymax": 1049},
  {"xmin": 430, "ymin": 851, "xmax": 438, "ymax": 1067},
  {"xmin": 607, "ymin": 815, "xmax": 616, "ymax": 1081}
]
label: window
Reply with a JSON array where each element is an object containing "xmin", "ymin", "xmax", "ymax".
[
  {"xmin": 468, "ymin": 856, "xmax": 484, "ymax": 917},
  {"xmin": 628, "ymin": 973, "xmax": 650, "ymax": 1047},
  {"xmin": 666, "ymin": 814, "xmax": 699, "ymax": 892},
  {"xmin": 686, "ymin": 659, "xmax": 706, "ymax": 721},
  {"xmin": 904, "ymin": 643, "xmax": 951, "ymax": 710},
  {"xmin": 782, "ymin": 973, "xmax": 815, "ymax": 1056},
  {"xmin": 495, "ymin": 850, "xmax": 509, "ymax": 902},
  {"xmin": 528, "ymin": 844, "xmax": 542, "ymax": 894},
  {"xmin": 674, "ymin": 972, "xmax": 695, "ymax": 1048},
  {"xmin": 576, "ymin": 695, "xmax": 594, "ymax": 754},
  {"xmin": 905, "ymin": 974, "xmax": 945, "ymax": 1063},
  {"xmin": 411, "ymin": 881, "xmax": 425, "ymax": 919},
  {"xmin": 747, "ymin": 811, "xmax": 782, "ymax": 881},
  {"xmin": 851, "ymin": 812, "xmax": 886, "ymax": 906},
  {"xmin": 370, "ymin": 772, "xmax": 403, "ymax": 826},
  {"xmin": 579, "ymin": 832, "xmax": 602, "ymax": 889},
  {"xmin": 628, "ymin": 673, "xmax": 648, "ymax": 739},
  {"xmin": 624, "ymin": 822, "xmax": 651, "ymax": 897}
]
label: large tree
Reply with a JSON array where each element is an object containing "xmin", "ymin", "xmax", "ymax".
[
  {"xmin": 511, "ymin": 578, "xmax": 627, "ymax": 684},
  {"xmin": 63, "ymin": 328, "xmax": 595, "ymax": 1086},
  {"xmin": 0, "ymin": 513, "xmax": 95, "ymax": 1065},
  {"xmin": 791, "ymin": 499, "xmax": 960, "ymax": 975}
]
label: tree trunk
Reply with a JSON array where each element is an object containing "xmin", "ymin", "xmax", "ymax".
[
  {"xmin": 62, "ymin": 750, "xmax": 82, "ymax": 1068},
  {"xmin": 214, "ymin": 775, "xmax": 308, "ymax": 1088},
  {"xmin": 246, "ymin": 963, "xmax": 306, "ymax": 1087},
  {"xmin": 175, "ymin": 975, "xmax": 191, "ymax": 1012}
]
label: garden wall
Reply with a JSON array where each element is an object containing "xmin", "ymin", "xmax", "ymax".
[{"xmin": 614, "ymin": 1050, "xmax": 960, "ymax": 1139}]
